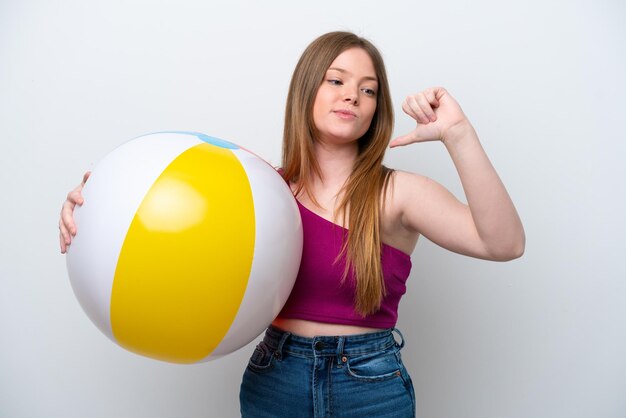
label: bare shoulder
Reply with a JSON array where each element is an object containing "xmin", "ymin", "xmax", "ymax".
[
  {"xmin": 390, "ymin": 170, "xmax": 433, "ymax": 195},
  {"xmin": 386, "ymin": 170, "xmax": 439, "ymax": 218},
  {"xmin": 379, "ymin": 170, "xmax": 433, "ymax": 254},
  {"xmin": 386, "ymin": 169, "xmax": 462, "ymax": 235}
]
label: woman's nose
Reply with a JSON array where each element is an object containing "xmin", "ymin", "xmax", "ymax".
[{"xmin": 343, "ymin": 91, "xmax": 358, "ymax": 105}]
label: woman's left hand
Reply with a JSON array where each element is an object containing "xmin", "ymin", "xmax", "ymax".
[{"xmin": 389, "ymin": 87, "xmax": 470, "ymax": 147}]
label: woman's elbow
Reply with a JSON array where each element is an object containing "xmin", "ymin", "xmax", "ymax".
[
  {"xmin": 487, "ymin": 235, "xmax": 526, "ymax": 261},
  {"xmin": 503, "ymin": 242, "xmax": 525, "ymax": 261}
]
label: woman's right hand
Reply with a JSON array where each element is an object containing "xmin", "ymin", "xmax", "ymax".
[{"xmin": 59, "ymin": 171, "xmax": 90, "ymax": 254}]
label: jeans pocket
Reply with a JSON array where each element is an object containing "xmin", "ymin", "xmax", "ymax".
[
  {"xmin": 246, "ymin": 341, "xmax": 276, "ymax": 374},
  {"xmin": 344, "ymin": 348, "xmax": 402, "ymax": 382}
]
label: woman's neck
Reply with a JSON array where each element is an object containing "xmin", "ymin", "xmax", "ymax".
[
  {"xmin": 293, "ymin": 141, "xmax": 357, "ymax": 219},
  {"xmin": 312, "ymin": 141, "xmax": 358, "ymax": 190}
]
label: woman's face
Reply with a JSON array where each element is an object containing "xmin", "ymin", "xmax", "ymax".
[{"xmin": 312, "ymin": 48, "xmax": 378, "ymax": 147}]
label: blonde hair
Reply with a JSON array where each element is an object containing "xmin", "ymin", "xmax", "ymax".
[{"xmin": 281, "ymin": 31, "xmax": 394, "ymax": 316}]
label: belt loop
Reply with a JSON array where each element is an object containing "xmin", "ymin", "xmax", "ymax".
[
  {"xmin": 392, "ymin": 328, "xmax": 405, "ymax": 349},
  {"xmin": 275, "ymin": 329, "xmax": 291, "ymax": 358},
  {"xmin": 336, "ymin": 337, "xmax": 345, "ymax": 366}
]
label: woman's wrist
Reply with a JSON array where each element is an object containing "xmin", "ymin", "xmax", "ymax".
[{"xmin": 441, "ymin": 118, "xmax": 477, "ymax": 148}]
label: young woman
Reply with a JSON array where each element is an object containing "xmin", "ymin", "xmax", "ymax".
[{"xmin": 59, "ymin": 32, "xmax": 524, "ymax": 417}]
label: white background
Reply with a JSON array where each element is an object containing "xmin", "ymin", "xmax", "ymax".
[{"xmin": 1, "ymin": 1, "xmax": 625, "ymax": 417}]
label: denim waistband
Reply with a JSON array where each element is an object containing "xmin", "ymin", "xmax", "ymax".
[{"xmin": 261, "ymin": 325, "xmax": 405, "ymax": 360}]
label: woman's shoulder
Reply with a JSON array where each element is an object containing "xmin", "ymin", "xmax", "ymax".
[
  {"xmin": 384, "ymin": 169, "xmax": 440, "ymax": 224},
  {"xmin": 381, "ymin": 170, "xmax": 426, "ymax": 253},
  {"xmin": 386, "ymin": 169, "xmax": 433, "ymax": 198}
]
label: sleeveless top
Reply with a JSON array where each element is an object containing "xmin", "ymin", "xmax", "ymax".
[{"xmin": 278, "ymin": 200, "xmax": 412, "ymax": 328}]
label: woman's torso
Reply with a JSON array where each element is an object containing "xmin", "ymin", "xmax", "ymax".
[{"xmin": 272, "ymin": 174, "xmax": 419, "ymax": 337}]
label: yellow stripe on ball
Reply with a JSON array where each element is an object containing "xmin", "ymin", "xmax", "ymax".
[{"xmin": 110, "ymin": 143, "xmax": 255, "ymax": 363}]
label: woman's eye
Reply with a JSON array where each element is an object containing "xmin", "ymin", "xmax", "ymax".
[
  {"xmin": 328, "ymin": 79, "xmax": 342, "ymax": 85},
  {"xmin": 362, "ymin": 88, "xmax": 376, "ymax": 96}
]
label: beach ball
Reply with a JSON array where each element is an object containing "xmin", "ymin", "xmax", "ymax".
[{"xmin": 66, "ymin": 131, "xmax": 302, "ymax": 364}]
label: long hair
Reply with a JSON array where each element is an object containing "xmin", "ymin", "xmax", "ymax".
[{"xmin": 281, "ymin": 31, "xmax": 395, "ymax": 316}]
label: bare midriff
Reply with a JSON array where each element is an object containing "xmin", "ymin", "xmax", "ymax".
[{"xmin": 271, "ymin": 317, "xmax": 385, "ymax": 338}]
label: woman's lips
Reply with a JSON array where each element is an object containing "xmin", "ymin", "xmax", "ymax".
[{"xmin": 333, "ymin": 109, "xmax": 357, "ymax": 119}]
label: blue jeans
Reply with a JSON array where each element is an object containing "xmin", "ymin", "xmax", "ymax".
[{"xmin": 239, "ymin": 325, "xmax": 415, "ymax": 417}]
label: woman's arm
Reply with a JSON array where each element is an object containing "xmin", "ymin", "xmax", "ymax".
[{"xmin": 390, "ymin": 87, "xmax": 525, "ymax": 261}]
